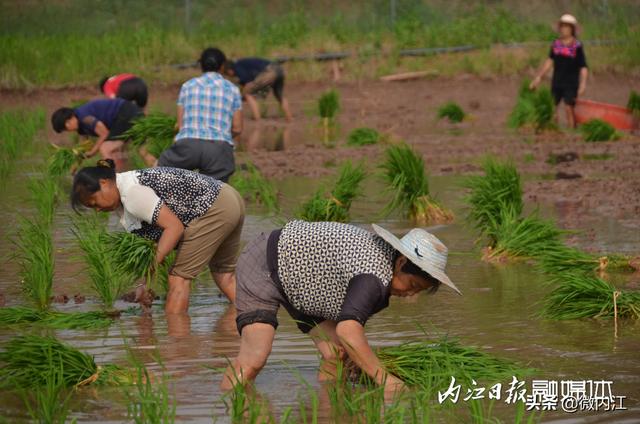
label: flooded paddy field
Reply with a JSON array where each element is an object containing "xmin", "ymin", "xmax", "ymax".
[{"xmin": 1, "ymin": 76, "xmax": 640, "ymax": 422}]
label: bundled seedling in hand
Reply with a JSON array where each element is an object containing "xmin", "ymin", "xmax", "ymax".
[
  {"xmin": 580, "ymin": 118, "xmax": 619, "ymax": 142},
  {"xmin": 317, "ymin": 89, "xmax": 340, "ymax": 144},
  {"xmin": 347, "ymin": 127, "xmax": 381, "ymax": 146},
  {"xmin": 229, "ymin": 161, "xmax": 279, "ymax": 213},
  {"xmin": 508, "ymin": 80, "xmax": 555, "ymax": 132},
  {"xmin": 296, "ymin": 161, "xmax": 365, "ymax": 222},
  {"xmin": 124, "ymin": 113, "xmax": 177, "ymax": 158},
  {"xmin": 437, "ymin": 102, "xmax": 466, "ymax": 123},
  {"xmin": 380, "ymin": 143, "xmax": 453, "ymax": 224},
  {"xmin": 47, "ymin": 139, "xmax": 92, "ymax": 177}
]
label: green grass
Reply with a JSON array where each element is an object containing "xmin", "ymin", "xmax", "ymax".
[
  {"xmin": 124, "ymin": 113, "xmax": 177, "ymax": 158},
  {"xmin": 508, "ymin": 80, "xmax": 555, "ymax": 132},
  {"xmin": 541, "ymin": 272, "xmax": 640, "ymax": 320},
  {"xmin": 582, "ymin": 153, "xmax": 613, "ymax": 161},
  {"xmin": 296, "ymin": 161, "xmax": 365, "ymax": 222},
  {"xmin": 580, "ymin": 118, "xmax": 619, "ymax": 142},
  {"xmin": 0, "ymin": 335, "xmax": 130, "ymax": 389},
  {"xmin": 347, "ymin": 127, "xmax": 382, "ymax": 146},
  {"xmin": 380, "ymin": 143, "xmax": 453, "ymax": 224},
  {"xmin": 229, "ymin": 161, "xmax": 279, "ymax": 214},
  {"xmin": 73, "ymin": 214, "xmax": 133, "ymax": 309},
  {"xmin": 437, "ymin": 102, "xmax": 465, "ymax": 123},
  {"xmin": 0, "ymin": 109, "xmax": 45, "ymax": 178}
]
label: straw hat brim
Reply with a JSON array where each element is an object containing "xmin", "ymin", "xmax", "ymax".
[{"xmin": 372, "ymin": 224, "xmax": 462, "ymax": 295}]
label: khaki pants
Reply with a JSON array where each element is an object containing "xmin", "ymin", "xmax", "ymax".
[{"xmin": 170, "ymin": 184, "xmax": 245, "ymax": 279}]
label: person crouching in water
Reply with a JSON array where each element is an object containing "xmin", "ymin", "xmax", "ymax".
[
  {"xmin": 71, "ymin": 159, "xmax": 245, "ymax": 313},
  {"xmin": 221, "ymin": 220, "xmax": 461, "ymax": 397},
  {"xmin": 530, "ymin": 14, "xmax": 588, "ymax": 128}
]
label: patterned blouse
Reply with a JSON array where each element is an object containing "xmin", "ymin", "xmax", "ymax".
[
  {"xmin": 276, "ymin": 220, "xmax": 396, "ymax": 323},
  {"xmin": 115, "ymin": 167, "xmax": 222, "ymax": 241}
]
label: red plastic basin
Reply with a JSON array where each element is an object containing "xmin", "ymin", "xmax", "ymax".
[{"xmin": 574, "ymin": 99, "xmax": 636, "ymax": 130}]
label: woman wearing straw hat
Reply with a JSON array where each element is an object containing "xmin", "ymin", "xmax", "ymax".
[
  {"xmin": 220, "ymin": 220, "xmax": 461, "ymax": 398},
  {"xmin": 530, "ymin": 14, "xmax": 589, "ymax": 128}
]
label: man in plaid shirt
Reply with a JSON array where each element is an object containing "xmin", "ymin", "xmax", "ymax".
[{"xmin": 158, "ymin": 47, "xmax": 243, "ymax": 182}]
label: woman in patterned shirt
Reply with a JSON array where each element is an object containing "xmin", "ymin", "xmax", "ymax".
[
  {"xmin": 70, "ymin": 159, "xmax": 245, "ymax": 313},
  {"xmin": 221, "ymin": 220, "xmax": 461, "ymax": 399}
]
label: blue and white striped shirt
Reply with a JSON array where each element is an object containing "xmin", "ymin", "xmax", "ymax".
[{"xmin": 175, "ymin": 72, "xmax": 241, "ymax": 145}]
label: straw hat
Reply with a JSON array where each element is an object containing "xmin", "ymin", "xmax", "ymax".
[
  {"xmin": 558, "ymin": 14, "xmax": 578, "ymax": 26},
  {"xmin": 372, "ymin": 224, "xmax": 461, "ymax": 295}
]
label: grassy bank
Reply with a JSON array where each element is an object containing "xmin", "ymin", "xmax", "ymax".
[{"xmin": 1, "ymin": 0, "xmax": 638, "ymax": 89}]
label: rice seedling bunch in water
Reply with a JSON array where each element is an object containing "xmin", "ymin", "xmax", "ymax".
[
  {"xmin": 508, "ymin": 81, "xmax": 536, "ymax": 129},
  {"xmin": 541, "ymin": 272, "xmax": 640, "ymax": 320},
  {"xmin": 296, "ymin": 161, "xmax": 365, "ymax": 222},
  {"xmin": 536, "ymin": 244, "xmax": 633, "ymax": 276},
  {"xmin": 14, "ymin": 219, "xmax": 54, "ymax": 311},
  {"xmin": 437, "ymin": 102, "xmax": 466, "ymax": 123},
  {"xmin": 318, "ymin": 89, "xmax": 340, "ymax": 144},
  {"xmin": 485, "ymin": 206, "xmax": 565, "ymax": 262},
  {"xmin": 347, "ymin": 127, "xmax": 381, "ymax": 146},
  {"xmin": 531, "ymin": 87, "xmax": 555, "ymax": 132},
  {"xmin": 381, "ymin": 143, "xmax": 453, "ymax": 224},
  {"xmin": 127, "ymin": 357, "xmax": 176, "ymax": 424},
  {"xmin": 627, "ymin": 90, "xmax": 640, "ymax": 116},
  {"xmin": 580, "ymin": 119, "xmax": 619, "ymax": 142},
  {"xmin": 508, "ymin": 81, "xmax": 555, "ymax": 132},
  {"xmin": 0, "ymin": 335, "xmax": 129, "ymax": 389},
  {"xmin": 123, "ymin": 113, "xmax": 176, "ymax": 148},
  {"xmin": 20, "ymin": 346, "xmax": 74, "ymax": 424},
  {"xmin": 229, "ymin": 161, "xmax": 279, "ymax": 213},
  {"xmin": 73, "ymin": 214, "xmax": 133, "ymax": 309},
  {"xmin": 376, "ymin": 337, "xmax": 533, "ymax": 392},
  {"xmin": 0, "ymin": 306, "xmax": 45, "ymax": 325},
  {"xmin": 0, "ymin": 307, "xmax": 113, "ymax": 329},
  {"xmin": 464, "ymin": 158, "xmax": 523, "ymax": 243},
  {"xmin": 28, "ymin": 177, "xmax": 58, "ymax": 227}
]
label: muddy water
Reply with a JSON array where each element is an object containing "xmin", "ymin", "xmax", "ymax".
[{"xmin": 1, "ymin": 154, "xmax": 640, "ymax": 423}]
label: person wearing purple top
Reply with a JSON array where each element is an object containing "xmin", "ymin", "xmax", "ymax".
[{"xmin": 51, "ymin": 98, "xmax": 143, "ymax": 163}]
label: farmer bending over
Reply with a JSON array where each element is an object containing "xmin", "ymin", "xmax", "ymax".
[
  {"xmin": 99, "ymin": 73, "xmax": 149, "ymax": 108},
  {"xmin": 51, "ymin": 98, "xmax": 143, "ymax": 166},
  {"xmin": 71, "ymin": 159, "xmax": 245, "ymax": 313},
  {"xmin": 221, "ymin": 220, "xmax": 461, "ymax": 397},
  {"xmin": 157, "ymin": 48, "xmax": 242, "ymax": 182},
  {"xmin": 222, "ymin": 56, "xmax": 293, "ymax": 122},
  {"xmin": 530, "ymin": 14, "xmax": 588, "ymax": 128}
]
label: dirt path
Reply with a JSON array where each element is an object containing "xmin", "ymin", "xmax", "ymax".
[{"xmin": 2, "ymin": 74, "xmax": 639, "ymax": 228}]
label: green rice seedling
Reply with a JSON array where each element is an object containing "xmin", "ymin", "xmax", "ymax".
[
  {"xmin": 20, "ymin": 346, "xmax": 75, "ymax": 424},
  {"xmin": 580, "ymin": 119, "xmax": 619, "ymax": 142},
  {"xmin": 508, "ymin": 81, "xmax": 536, "ymax": 129},
  {"xmin": 73, "ymin": 215, "xmax": 133, "ymax": 309},
  {"xmin": 0, "ymin": 108, "xmax": 45, "ymax": 178},
  {"xmin": 463, "ymin": 158, "xmax": 523, "ymax": 243},
  {"xmin": 531, "ymin": 88, "xmax": 555, "ymax": 132},
  {"xmin": 347, "ymin": 127, "xmax": 381, "ymax": 146},
  {"xmin": 47, "ymin": 144, "xmax": 88, "ymax": 177},
  {"xmin": 124, "ymin": 113, "xmax": 176, "ymax": 148},
  {"xmin": 127, "ymin": 356, "xmax": 176, "ymax": 424},
  {"xmin": 508, "ymin": 81, "xmax": 555, "ymax": 132},
  {"xmin": 0, "ymin": 335, "xmax": 130, "ymax": 389},
  {"xmin": 380, "ymin": 143, "xmax": 453, "ymax": 224},
  {"xmin": 28, "ymin": 177, "xmax": 58, "ymax": 227},
  {"xmin": 317, "ymin": 89, "xmax": 340, "ymax": 144},
  {"xmin": 437, "ymin": 102, "xmax": 466, "ymax": 123},
  {"xmin": 230, "ymin": 162, "xmax": 279, "ymax": 214},
  {"xmin": 0, "ymin": 307, "xmax": 113, "ymax": 329},
  {"xmin": 14, "ymin": 219, "xmax": 54, "ymax": 311},
  {"xmin": 296, "ymin": 161, "xmax": 365, "ymax": 222},
  {"xmin": 536, "ymin": 244, "xmax": 633, "ymax": 276},
  {"xmin": 627, "ymin": 90, "xmax": 640, "ymax": 116},
  {"xmin": 541, "ymin": 272, "xmax": 640, "ymax": 320},
  {"xmin": 376, "ymin": 337, "xmax": 534, "ymax": 392}
]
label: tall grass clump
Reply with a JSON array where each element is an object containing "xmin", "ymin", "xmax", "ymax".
[
  {"xmin": 380, "ymin": 143, "xmax": 452, "ymax": 224},
  {"xmin": 296, "ymin": 161, "xmax": 365, "ymax": 222},
  {"xmin": 124, "ymin": 113, "xmax": 176, "ymax": 158},
  {"xmin": 0, "ymin": 335, "xmax": 130, "ymax": 389},
  {"xmin": 0, "ymin": 108, "xmax": 45, "ymax": 178},
  {"xmin": 127, "ymin": 356, "xmax": 176, "ymax": 424},
  {"xmin": 73, "ymin": 214, "xmax": 133, "ymax": 309},
  {"xmin": 508, "ymin": 81, "xmax": 555, "ymax": 132},
  {"xmin": 229, "ymin": 161, "xmax": 279, "ymax": 214},
  {"xmin": 347, "ymin": 127, "xmax": 381, "ymax": 146},
  {"xmin": 580, "ymin": 119, "xmax": 619, "ymax": 142},
  {"xmin": 317, "ymin": 89, "xmax": 340, "ymax": 144},
  {"xmin": 541, "ymin": 273, "xmax": 640, "ymax": 320},
  {"xmin": 437, "ymin": 102, "xmax": 466, "ymax": 123}
]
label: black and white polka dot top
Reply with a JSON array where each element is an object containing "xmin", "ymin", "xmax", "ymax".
[{"xmin": 120, "ymin": 167, "xmax": 222, "ymax": 241}]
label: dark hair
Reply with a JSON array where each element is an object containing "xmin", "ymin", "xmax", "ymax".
[
  {"xmin": 394, "ymin": 252, "xmax": 441, "ymax": 294},
  {"xmin": 51, "ymin": 107, "xmax": 76, "ymax": 133},
  {"xmin": 199, "ymin": 47, "xmax": 226, "ymax": 72},
  {"xmin": 98, "ymin": 76, "xmax": 109, "ymax": 92},
  {"xmin": 71, "ymin": 159, "xmax": 116, "ymax": 212}
]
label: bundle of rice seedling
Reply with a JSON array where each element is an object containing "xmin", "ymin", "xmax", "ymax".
[
  {"xmin": 127, "ymin": 356, "xmax": 176, "ymax": 424},
  {"xmin": 508, "ymin": 81, "xmax": 555, "ymax": 132},
  {"xmin": 0, "ymin": 306, "xmax": 113, "ymax": 329},
  {"xmin": 14, "ymin": 219, "xmax": 54, "ymax": 311},
  {"xmin": 73, "ymin": 215, "xmax": 133, "ymax": 309},
  {"xmin": 437, "ymin": 102, "xmax": 465, "ymax": 123},
  {"xmin": 463, "ymin": 158, "xmax": 523, "ymax": 243},
  {"xmin": 28, "ymin": 177, "xmax": 58, "ymax": 227},
  {"xmin": 347, "ymin": 127, "xmax": 381, "ymax": 146},
  {"xmin": 380, "ymin": 143, "xmax": 453, "ymax": 224},
  {"xmin": 47, "ymin": 144, "xmax": 87, "ymax": 177},
  {"xmin": 229, "ymin": 161, "xmax": 279, "ymax": 213},
  {"xmin": 627, "ymin": 90, "xmax": 640, "ymax": 116},
  {"xmin": 536, "ymin": 244, "xmax": 632, "ymax": 276},
  {"xmin": 318, "ymin": 89, "xmax": 340, "ymax": 144},
  {"xmin": 541, "ymin": 272, "xmax": 640, "ymax": 320},
  {"xmin": 376, "ymin": 337, "xmax": 534, "ymax": 391},
  {"xmin": 296, "ymin": 161, "xmax": 365, "ymax": 222},
  {"xmin": 0, "ymin": 306, "xmax": 45, "ymax": 325},
  {"xmin": 123, "ymin": 113, "xmax": 176, "ymax": 148},
  {"xmin": 0, "ymin": 335, "xmax": 130, "ymax": 389},
  {"xmin": 580, "ymin": 119, "xmax": 619, "ymax": 142}
]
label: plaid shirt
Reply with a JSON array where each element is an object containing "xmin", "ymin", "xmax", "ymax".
[{"xmin": 175, "ymin": 72, "xmax": 241, "ymax": 145}]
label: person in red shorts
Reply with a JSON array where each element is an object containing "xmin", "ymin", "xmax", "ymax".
[{"xmin": 99, "ymin": 74, "xmax": 149, "ymax": 109}]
